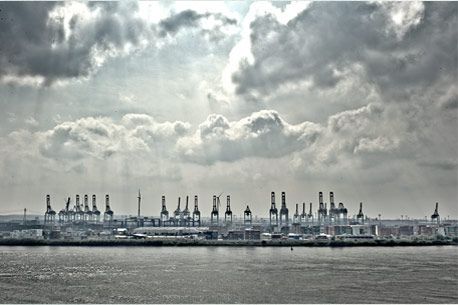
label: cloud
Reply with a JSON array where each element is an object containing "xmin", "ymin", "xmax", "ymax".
[
  {"xmin": 223, "ymin": 2, "xmax": 457, "ymax": 106},
  {"xmin": 0, "ymin": 2, "xmax": 150, "ymax": 86},
  {"xmin": 158, "ymin": 9, "xmax": 237, "ymax": 41},
  {"xmin": 419, "ymin": 159, "xmax": 457, "ymax": 171},
  {"xmin": 2, "ymin": 107, "xmax": 455, "ymax": 182},
  {"xmin": 24, "ymin": 117, "xmax": 39, "ymax": 127},
  {"xmin": 0, "ymin": 2, "xmax": 238, "ymax": 86},
  {"xmin": 39, "ymin": 114, "xmax": 190, "ymax": 161},
  {"xmin": 439, "ymin": 86, "xmax": 458, "ymax": 110},
  {"xmin": 177, "ymin": 110, "xmax": 322, "ymax": 164}
]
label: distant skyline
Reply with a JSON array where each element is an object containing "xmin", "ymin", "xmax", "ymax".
[{"xmin": 0, "ymin": 1, "xmax": 456, "ymax": 219}]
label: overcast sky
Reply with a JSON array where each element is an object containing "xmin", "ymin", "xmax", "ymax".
[{"xmin": 0, "ymin": 1, "xmax": 456, "ymax": 219}]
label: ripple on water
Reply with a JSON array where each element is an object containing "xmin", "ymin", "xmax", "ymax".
[{"xmin": 0, "ymin": 246, "xmax": 456, "ymax": 303}]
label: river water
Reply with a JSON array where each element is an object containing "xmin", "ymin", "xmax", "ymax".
[{"xmin": 0, "ymin": 245, "xmax": 456, "ymax": 303}]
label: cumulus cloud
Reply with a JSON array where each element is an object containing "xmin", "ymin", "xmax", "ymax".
[
  {"xmin": 3, "ymin": 111, "xmax": 327, "ymax": 168},
  {"xmin": 19, "ymin": 107, "xmax": 452, "ymax": 177},
  {"xmin": 286, "ymin": 102, "xmax": 416, "ymax": 177},
  {"xmin": 177, "ymin": 110, "xmax": 322, "ymax": 164},
  {"xmin": 223, "ymin": 1, "xmax": 457, "ymax": 106},
  {"xmin": 39, "ymin": 114, "xmax": 190, "ymax": 161}
]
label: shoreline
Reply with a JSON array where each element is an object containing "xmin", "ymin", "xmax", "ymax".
[{"xmin": 0, "ymin": 238, "xmax": 456, "ymax": 247}]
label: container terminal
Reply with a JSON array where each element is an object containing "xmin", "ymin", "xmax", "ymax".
[{"xmin": 0, "ymin": 191, "xmax": 456, "ymax": 242}]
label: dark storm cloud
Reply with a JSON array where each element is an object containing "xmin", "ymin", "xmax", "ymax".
[
  {"xmin": 0, "ymin": 2, "xmax": 149, "ymax": 85},
  {"xmin": 158, "ymin": 9, "xmax": 236, "ymax": 38},
  {"xmin": 230, "ymin": 2, "xmax": 457, "ymax": 103},
  {"xmin": 0, "ymin": 3, "xmax": 237, "ymax": 86}
]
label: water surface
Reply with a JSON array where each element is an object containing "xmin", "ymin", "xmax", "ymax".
[{"xmin": 0, "ymin": 246, "xmax": 456, "ymax": 303}]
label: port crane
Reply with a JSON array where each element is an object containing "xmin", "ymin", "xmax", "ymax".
[
  {"xmin": 307, "ymin": 202, "xmax": 314, "ymax": 224},
  {"xmin": 300, "ymin": 202, "xmax": 307, "ymax": 223},
  {"xmin": 192, "ymin": 195, "xmax": 200, "ymax": 227},
  {"xmin": 356, "ymin": 202, "xmax": 364, "ymax": 224},
  {"xmin": 329, "ymin": 192, "xmax": 338, "ymax": 223},
  {"xmin": 83, "ymin": 194, "xmax": 92, "ymax": 222},
  {"xmin": 104, "ymin": 194, "xmax": 114, "ymax": 225},
  {"xmin": 92, "ymin": 195, "xmax": 101, "ymax": 223},
  {"xmin": 160, "ymin": 196, "xmax": 169, "ymax": 223},
  {"xmin": 225, "ymin": 195, "xmax": 232, "ymax": 225},
  {"xmin": 293, "ymin": 203, "xmax": 300, "ymax": 224},
  {"xmin": 431, "ymin": 202, "xmax": 440, "ymax": 224},
  {"xmin": 173, "ymin": 197, "xmax": 182, "ymax": 226},
  {"xmin": 318, "ymin": 192, "xmax": 327, "ymax": 224},
  {"xmin": 338, "ymin": 202, "xmax": 348, "ymax": 224},
  {"xmin": 75, "ymin": 195, "xmax": 84, "ymax": 221},
  {"xmin": 44, "ymin": 194, "xmax": 56, "ymax": 227},
  {"xmin": 269, "ymin": 192, "xmax": 278, "ymax": 229},
  {"xmin": 244, "ymin": 205, "xmax": 252, "ymax": 224},
  {"xmin": 211, "ymin": 194, "xmax": 221, "ymax": 225},
  {"xmin": 183, "ymin": 196, "xmax": 191, "ymax": 226},
  {"xmin": 279, "ymin": 192, "xmax": 289, "ymax": 226}
]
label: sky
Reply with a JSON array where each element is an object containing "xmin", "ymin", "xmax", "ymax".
[{"xmin": 0, "ymin": 1, "xmax": 456, "ymax": 220}]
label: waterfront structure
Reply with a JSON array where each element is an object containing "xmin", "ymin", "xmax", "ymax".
[
  {"xmin": 279, "ymin": 192, "xmax": 288, "ymax": 226},
  {"xmin": 26, "ymin": 191, "xmax": 457, "ymax": 241},
  {"xmin": 160, "ymin": 196, "xmax": 169, "ymax": 223},
  {"xmin": 92, "ymin": 195, "xmax": 101, "ymax": 223},
  {"xmin": 269, "ymin": 192, "xmax": 278, "ymax": 229},
  {"xmin": 357, "ymin": 202, "xmax": 364, "ymax": 224},
  {"xmin": 44, "ymin": 195, "xmax": 56, "ymax": 227},
  {"xmin": 431, "ymin": 202, "xmax": 440, "ymax": 224},
  {"xmin": 183, "ymin": 196, "xmax": 191, "ymax": 226},
  {"xmin": 329, "ymin": 192, "xmax": 338, "ymax": 223},
  {"xmin": 193, "ymin": 195, "xmax": 201, "ymax": 227},
  {"xmin": 225, "ymin": 195, "xmax": 232, "ymax": 225},
  {"xmin": 211, "ymin": 195, "xmax": 219, "ymax": 225},
  {"xmin": 104, "ymin": 194, "xmax": 114, "ymax": 226},
  {"xmin": 244, "ymin": 205, "xmax": 252, "ymax": 224}
]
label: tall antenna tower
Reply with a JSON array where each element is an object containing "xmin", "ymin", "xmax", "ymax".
[{"xmin": 137, "ymin": 189, "xmax": 141, "ymax": 219}]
